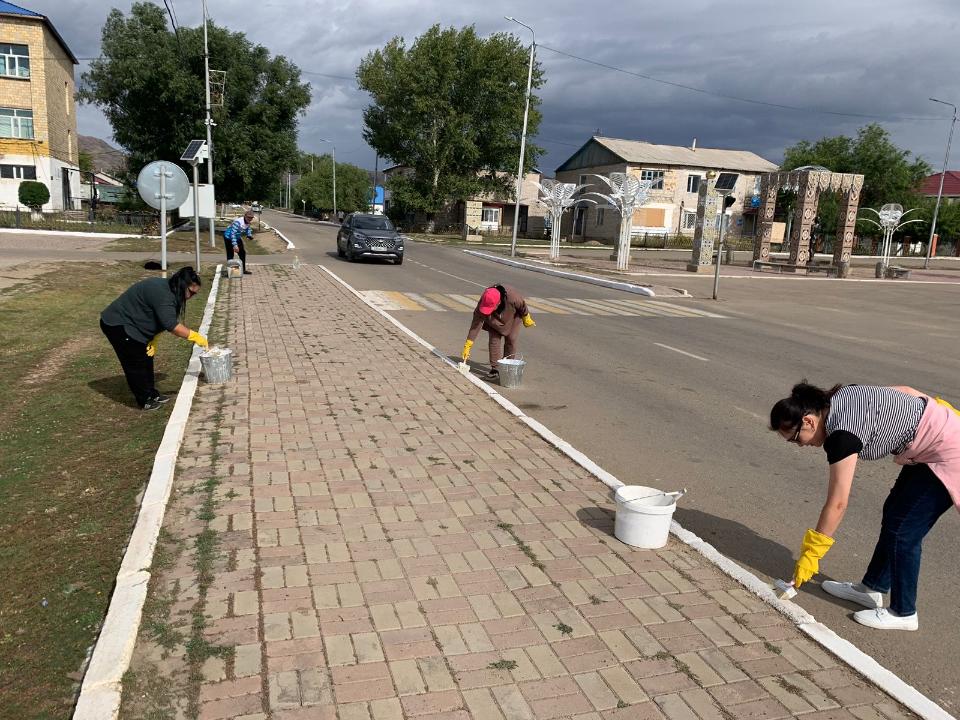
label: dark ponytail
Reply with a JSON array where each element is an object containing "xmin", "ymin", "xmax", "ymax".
[
  {"xmin": 168, "ymin": 266, "xmax": 201, "ymax": 321},
  {"xmin": 769, "ymin": 380, "xmax": 844, "ymax": 432}
]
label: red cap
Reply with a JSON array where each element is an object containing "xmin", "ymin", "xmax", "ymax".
[{"xmin": 478, "ymin": 287, "xmax": 501, "ymax": 315}]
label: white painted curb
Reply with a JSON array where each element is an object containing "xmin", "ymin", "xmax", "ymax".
[
  {"xmin": 463, "ymin": 249, "xmax": 656, "ymax": 297},
  {"xmin": 259, "ymin": 221, "xmax": 296, "ymax": 250},
  {"xmin": 0, "ymin": 226, "xmax": 179, "ymax": 239},
  {"xmin": 319, "ymin": 262, "xmax": 954, "ymax": 720},
  {"xmin": 72, "ymin": 264, "xmax": 224, "ymax": 720}
]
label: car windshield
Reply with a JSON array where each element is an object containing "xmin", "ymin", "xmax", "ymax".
[{"xmin": 353, "ymin": 216, "xmax": 394, "ymax": 231}]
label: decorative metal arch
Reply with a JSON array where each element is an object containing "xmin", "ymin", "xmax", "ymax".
[{"xmin": 753, "ymin": 169, "xmax": 865, "ymax": 268}]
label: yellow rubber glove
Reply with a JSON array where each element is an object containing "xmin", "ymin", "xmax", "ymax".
[
  {"xmin": 792, "ymin": 528, "xmax": 835, "ymax": 588},
  {"xmin": 461, "ymin": 339, "xmax": 474, "ymax": 362},
  {"xmin": 187, "ymin": 330, "xmax": 208, "ymax": 348},
  {"xmin": 145, "ymin": 333, "xmax": 161, "ymax": 357},
  {"xmin": 522, "ymin": 312, "xmax": 536, "ymax": 328},
  {"xmin": 935, "ymin": 397, "xmax": 960, "ymax": 416}
]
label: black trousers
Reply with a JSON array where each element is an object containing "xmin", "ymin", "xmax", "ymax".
[
  {"xmin": 224, "ymin": 237, "xmax": 246, "ymax": 269},
  {"xmin": 100, "ymin": 319, "xmax": 157, "ymax": 408}
]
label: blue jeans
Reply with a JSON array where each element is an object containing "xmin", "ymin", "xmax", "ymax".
[{"xmin": 862, "ymin": 463, "xmax": 952, "ymax": 615}]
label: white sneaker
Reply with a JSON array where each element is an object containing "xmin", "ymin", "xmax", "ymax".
[
  {"xmin": 821, "ymin": 581, "xmax": 883, "ymax": 609},
  {"xmin": 853, "ymin": 608, "xmax": 918, "ymax": 631}
]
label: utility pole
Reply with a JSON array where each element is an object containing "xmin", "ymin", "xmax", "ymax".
[
  {"xmin": 505, "ymin": 16, "xmax": 535, "ymax": 258},
  {"xmin": 925, "ymin": 98, "xmax": 957, "ymax": 269},
  {"xmin": 202, "ymin": 0, "xmax": 215, "ymax": 247},
  {"xmin": 332, "ymin": 145, "xmax": 337, "ymax": 219}
]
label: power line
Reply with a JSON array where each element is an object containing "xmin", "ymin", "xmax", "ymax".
[
  {"xmin": 161, "ymin": 0, "xmax": 184, "ymax": 56},
  {"xmin": 537, "ymin": 44, "xmax": 945, "ymax": 123}
]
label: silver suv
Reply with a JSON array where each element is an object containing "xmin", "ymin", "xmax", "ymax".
[{"xmin": 336, "ymin": 214, "xmax": 404, "ymax": 265}]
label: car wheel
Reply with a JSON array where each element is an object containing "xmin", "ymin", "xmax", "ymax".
[{"xmin": 394, "ymin": 255, "xmax": 404, "ymax": 265}]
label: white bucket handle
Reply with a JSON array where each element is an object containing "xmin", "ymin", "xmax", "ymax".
[
  {"xmin": 503, "ymin": 353, "xmax": 524, "ymax": 362},
  {"xmin": 620, "ymin": 487, "xmax": 686, "ymax": 506}
]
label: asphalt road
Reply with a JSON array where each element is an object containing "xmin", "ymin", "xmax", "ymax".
[{"xmin": 266, "ymin": 211, "xmax": 960, "ymax": 713}]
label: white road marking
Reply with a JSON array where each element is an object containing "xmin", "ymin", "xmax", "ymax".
[{"xmin": 653, "ymin": 342, "xmax": 710, "ymax": 362}]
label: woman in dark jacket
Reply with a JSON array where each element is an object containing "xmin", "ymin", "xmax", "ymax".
[
  {"xmin": 460, "ymin": 284, "xmax": 535, "ymax": 378},
  {"xmin": 100, "ymin": 266, "xmax": 208, "ymax": 410}
]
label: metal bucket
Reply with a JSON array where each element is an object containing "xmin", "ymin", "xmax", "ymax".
[
  {"xmin": 225, "ymin": 259, "xmax": 243, "ymax": 279},
  {"xmin": 496, "ymin": 355, "xmax": 526, "ymax": 388},
  {"xmin": 199, "ymin": 347, "xmax": 232, "ymax": 384}
]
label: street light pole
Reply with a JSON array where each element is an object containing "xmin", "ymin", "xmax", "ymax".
[
  {"xmin": 506, "ymin": 16, "xmax": 535, "ymax": 258},
  {"xmin": 202, "ymin": 0, "xmax": 216, "ymax": 248},
  {"xmin": 925, "ymin": 98, "xmax": 957, "ymax": 269}
]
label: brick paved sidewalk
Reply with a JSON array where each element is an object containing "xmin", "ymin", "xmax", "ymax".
[{"xmin": 118, "ymin": 265, "xmax": 915, "ymax": 720}]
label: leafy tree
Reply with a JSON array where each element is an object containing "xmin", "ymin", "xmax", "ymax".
[
  {"xmin": 79, "ymin": 2, "xmax": 310, "ymax": 201},
  {"xmin": 293, "ymin": 154, "xmax": 372, "ymax": 215},
  {"xmin": 357, "ymin": 24, "xmax": 544, "ymax": 223},
  {"xmin": 782, "ymin": 124, "xmax": 931, "ymax": 236},
  {"xmin": 78, "ymin": 151, "xmax": 94, "ymax": 174},
  {"xmin": 18, "ymin": 181, "xmax": 49, "ymax": 210}
]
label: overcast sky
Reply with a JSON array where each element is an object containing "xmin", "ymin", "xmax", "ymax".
[{"xmin": 24, "ymin": 0, "xmax": 960, "ymax": 176}]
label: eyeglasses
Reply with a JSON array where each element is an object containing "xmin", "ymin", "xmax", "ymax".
[
  {"xmin": 186, "ymin": 286, "xmax": 199, "ymax": 298},
  {"xmin": 788, "ymin": 424, "xmax": 803, "ymax": 444}
]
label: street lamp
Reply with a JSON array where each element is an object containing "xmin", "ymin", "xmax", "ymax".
[
  {"xmin": 505, "ymin": 16, "xmax": 535, "ymax": 258},
  {"xmin": 925, "ymin": 98, "xmax": 957, "ymax": 269},
  {"xmin": 319, "ymin": 138, "xmax": 337, "ymax": 220}
]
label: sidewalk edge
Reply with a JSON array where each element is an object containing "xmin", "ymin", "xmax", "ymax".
[
  {"xmin": 72, "ymin": 264, "xmax": 225, "ymax": 720},
  {"xmin": 462, "ymin": 249, "xmax": 657, "ymax": 297},
  {"xmin": 319, "ymin": 262, "xmax": 954, "ymax": 720}
]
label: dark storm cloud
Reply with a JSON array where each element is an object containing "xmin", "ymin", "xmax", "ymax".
[{"xmin": 27, "ymin": 0, "xmax": 959, "ymax": 174}]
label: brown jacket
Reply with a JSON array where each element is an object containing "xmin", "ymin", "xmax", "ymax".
[{"xmin": 467, "ymin": 284, "xmax": 528, "ymax": 341}]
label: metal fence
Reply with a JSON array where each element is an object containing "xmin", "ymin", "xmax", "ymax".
[{"xmin": 0, "ymin": 206, "xmax": 159, "ymax": 234}]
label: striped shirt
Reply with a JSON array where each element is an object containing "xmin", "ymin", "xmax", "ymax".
[{"xmin": 825, "ymin": 385, "xmax": 926, "ymax": 461}]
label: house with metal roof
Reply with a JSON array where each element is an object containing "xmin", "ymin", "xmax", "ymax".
[
  {"xmin": 1, "ymin": 0, "xmax": 80, "ymax": 210},
  {"xmin": 555, "ymin": 135, "xmax": 778, "ymax": 243}
]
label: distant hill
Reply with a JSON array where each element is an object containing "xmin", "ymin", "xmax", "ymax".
[{"xmin": 78, "ymin": 135, "xmax": 126, "ymax": 175}]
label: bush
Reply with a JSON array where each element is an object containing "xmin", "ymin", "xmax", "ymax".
[{"xmin": 18, "ymin": 181, "xmax": 50, "ymax": 210}]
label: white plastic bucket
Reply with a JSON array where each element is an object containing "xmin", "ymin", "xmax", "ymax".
[
  {"xmin": 225, "ymin": 259, "xmax": 243, "ymax": 279},
  {"xmin": 613, "ymin": 485, "xmax": 678, "ymax": 549},
  {"xmin": 199, "ymin": 347, "xmax": 233, "ymax": 384},
  {"xmin": 496, "ymin": 355, "xmax": 526, "ymax": 388}
]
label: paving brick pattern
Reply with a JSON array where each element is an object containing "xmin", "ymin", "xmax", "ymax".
[{"xmin": 120, "ymin": 266, "xmax": 916, "ymax": 720}]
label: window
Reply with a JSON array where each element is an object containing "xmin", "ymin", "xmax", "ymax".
[
  {"xmin": 683, "ymin": 211, "xmax": 697, "ymax": 230},
  {"xmin": 481, "ymin": 207, "xmax": 500, "ymax": 224},
  {"xmin": 640, "ymin": 169, "xmax": 664, "ymax": 190},
  {"xmin": 595, "ymin": 208, "xmax": 604, "ymax": 226},
  {"xmin": 686, "ymin": 174, "xmax": 702, "ymax": 194},
  {"xmin": 0, "ymin": 108, "xmax": 34, "ymax": 139},
  {"xmin": 0, "ymin": 43, "xmax": 30, "ymax": 78},
  {"xmin": 65, "ymin": 82, "xmax": 70, "ymax": 115},
  {"xmin": 0, "ymin": 164, "xmax": 37, "ymax": 180},
  {"xmin": 353, "ymin": 215, "xmax": 394, "ymax": 230}
]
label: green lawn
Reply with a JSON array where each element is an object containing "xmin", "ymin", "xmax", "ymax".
[{"xmin": 0, "ymin": 262, "xmax": 215, "ymax": 719}]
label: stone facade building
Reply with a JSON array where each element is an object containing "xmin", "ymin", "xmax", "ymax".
[
  {"xmin": 554, "ymin": 136, "xmax": 777, "ymax": 243},
  {"xmin": 0, "ymin": 1, "xmax": 79, "ymax": 210}
]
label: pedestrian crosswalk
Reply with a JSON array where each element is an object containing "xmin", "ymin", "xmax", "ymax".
[{"xmin": 359, "ymin": 291, "xmax": 726, "ymax": 319}]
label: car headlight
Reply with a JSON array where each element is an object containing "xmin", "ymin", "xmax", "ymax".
[{"xmin": 353, "ymin": 232, "xmax": 368, "ymax": 243}]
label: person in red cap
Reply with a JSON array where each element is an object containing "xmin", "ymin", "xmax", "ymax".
[{"xmin": 461, "ymin": 284, "xmax": 535, "ymax": 378}]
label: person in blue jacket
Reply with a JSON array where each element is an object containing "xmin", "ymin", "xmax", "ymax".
[{"xmin": 224, "ymin": 210, "xmax": 255, "ymax": 274}]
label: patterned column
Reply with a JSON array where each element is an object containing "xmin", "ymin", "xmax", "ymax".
[
  {"xmin": 787, "ymin": 175, "xmax": 818, "ymax": 267},
  {"xmin": 687, "ymin": 177, "xmax": 718, "ymax": 272},
  {"xmin": 752, "ymin": 174, "xmax": 778, "ymax": 262},
  {"xmin": 832, "ymin": 175, "xmax": 864, "ymax": 271}
]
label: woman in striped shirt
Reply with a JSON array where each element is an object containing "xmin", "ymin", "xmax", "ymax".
[{"xmin": 770, "ymin": 382, "xmax": 960, "ymax": 631}]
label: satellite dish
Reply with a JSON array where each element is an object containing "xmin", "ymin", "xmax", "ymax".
[{"xmin": 137, "ymin": 161, "xmax": 190, "ymax": 210}]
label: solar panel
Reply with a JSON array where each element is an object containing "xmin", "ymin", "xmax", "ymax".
[
  {"xmin": 714, "ymin": 172, "xmax": 739, "ymax": 192},
  {"xmin": 181, "ymin": 140, "xmax": 207, "ymax": 162}
]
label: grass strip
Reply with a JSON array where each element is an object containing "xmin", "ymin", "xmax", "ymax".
[{"xmin": 0, "ymin": 261, "xmax": 214, "ymax": 719}]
